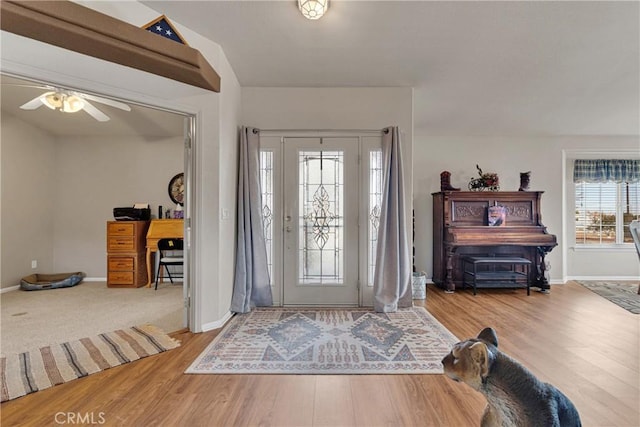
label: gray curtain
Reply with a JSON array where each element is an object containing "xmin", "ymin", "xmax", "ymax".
[
  {"xmin": 230, "ymin": 126, "xmax": 273, "ymax": 313},
  {"xmin": 373, "ymin": 126, "xmax": 413, "ymax": 312}
]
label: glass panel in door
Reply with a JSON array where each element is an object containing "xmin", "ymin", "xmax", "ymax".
[{"xmin": 283, "ymin": 138, "xmax": 358, "ymax": 305}]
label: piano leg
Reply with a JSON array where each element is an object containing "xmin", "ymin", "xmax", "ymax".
[
  {"xmin": 534, "ymin": 246, "xmax": 552, "ymax": 293},
  {"xmin": 444, "ymin": 246, "xmax": 456, "ymax": 293}
]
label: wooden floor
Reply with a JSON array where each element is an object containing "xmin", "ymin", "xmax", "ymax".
[{"xmin": 2, "ymin": 281, "xmax": 638, "ymax": 426}]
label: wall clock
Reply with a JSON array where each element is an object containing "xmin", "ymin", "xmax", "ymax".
[{"xmin": 168, "ymin": 173, "xmax": 184, "ymax": 205}]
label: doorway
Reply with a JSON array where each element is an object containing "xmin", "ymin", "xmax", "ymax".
[
  {"xmin": 0, "ymin": 73, "xmax": 192, "ymax": 347},
  {"xmin": 260, "ymin": 133, "xmax": 382, "ymax": 307}
]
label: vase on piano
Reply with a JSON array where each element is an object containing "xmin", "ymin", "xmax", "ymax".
[{"xmin": 519, "ymin": 171, "xmax": 531, "ymax": 191}]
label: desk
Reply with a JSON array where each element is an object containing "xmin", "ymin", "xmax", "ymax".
[{"xmin": 145, "ymin": 219, "xmax": 183, "ymax": 287}]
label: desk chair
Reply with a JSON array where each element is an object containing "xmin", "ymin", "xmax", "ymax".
[
  {"xmin": 629, "ymin": 220, "xmax": 640, "ymax": 294},
  {"xmin": 155, "ymin": 238, "xmax": 184, "ymax": 290}
]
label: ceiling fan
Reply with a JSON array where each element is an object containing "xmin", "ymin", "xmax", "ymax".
[{"xmin": 18, "ymin": 86, "xmax": 131, "ymax": 122}]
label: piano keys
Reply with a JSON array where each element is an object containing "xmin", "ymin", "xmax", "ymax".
[{"xmin": 432, "ymin": 191, "xmax": 557, "ymax": 292}]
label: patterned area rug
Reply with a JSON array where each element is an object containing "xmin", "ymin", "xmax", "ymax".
[
  {"xmin": 0, "ymin": 324, "xmax": 180, "ymax": 402},
  {"xmin": 577, "ymin": 281, "xmax": 640, "ymax": 314},
  {"xmin": 186, "ymin": 307, "xmax": 458, "ymax": 374}
]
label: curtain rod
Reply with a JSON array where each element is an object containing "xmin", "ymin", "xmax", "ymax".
[{"xmin": 253, "ymin": 128, "xmax": 389, "ymax": 134}]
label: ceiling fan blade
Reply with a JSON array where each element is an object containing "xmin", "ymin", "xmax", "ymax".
[
  {"xmin": 79, "ymin": 93, "xmax": 131, "ymax": 111},
  {"xmin": 81, "ymin": 100, "xmax": 110, "ymax": 122},
  {"xmin": 20, "ymin": 96, "xmax": 45, "ymax": 110}
]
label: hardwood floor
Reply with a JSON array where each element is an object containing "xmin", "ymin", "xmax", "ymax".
[{"xmin": 2, "ymin": 281, "xmax": 638, "ymax": 426}]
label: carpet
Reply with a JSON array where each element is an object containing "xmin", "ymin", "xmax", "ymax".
[
  {"xmin": 1, "ymin": 281, "xmax": 183, "ymax": 355},
  {"xmin": 577, "ymin": 281, "xmax": 640, "ymax": 314},
  {"xmin": 186, "ymin": 307, "xmax": 459, "ymax": 375},
  {"xmin": 0, "ymin": 324, "xmax": 180, "ymax": 402}
]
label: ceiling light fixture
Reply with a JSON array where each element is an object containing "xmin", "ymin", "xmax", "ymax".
[
  {"xmin": 41, "ymin": 91, "xmax": 85, "ymax": 113},
  {"xmin": 298, "ymin": 0, "xmax": 328, "ymax": 20}
]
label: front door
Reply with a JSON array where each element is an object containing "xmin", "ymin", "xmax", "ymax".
[{"xmin": 282, "ymin": 137, "xmax": 359, "ymax": 305}]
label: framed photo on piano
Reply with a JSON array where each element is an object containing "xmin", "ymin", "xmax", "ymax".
[{"xmin": 488, "ymin": 205, "xmax": 507, "ymax": 226}]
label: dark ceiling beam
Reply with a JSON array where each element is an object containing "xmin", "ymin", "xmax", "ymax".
[{"xmin": 0, "ymin": 0, "xmax": 221, "ymax": 93}]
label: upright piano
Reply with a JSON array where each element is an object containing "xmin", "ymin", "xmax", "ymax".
[{"xmin": 432, "ymin": 191, "xmax": 557, "ymax": 292}]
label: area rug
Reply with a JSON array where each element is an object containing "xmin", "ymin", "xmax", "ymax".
[
  {"xmin": 0, "ymin": 324, "xmax": 180, "ymax": 402},
  {"xmin": 576, "ymin": 281, "xmax": 640, "ymax": 314},
  {"xmin": 186, "ymin": 307, "xmax": 459, "ymax": 375}
]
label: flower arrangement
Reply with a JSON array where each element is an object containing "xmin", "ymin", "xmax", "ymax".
[{"xmin": 468, "ymin": 164, "xmax": 500, "ymax": 191}]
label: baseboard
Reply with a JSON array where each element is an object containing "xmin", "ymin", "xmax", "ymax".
[
  {"xmin": 201, "ymin": 311, "xmax": 234, "ymax": 332},
  {"xmin": 426, "ymin": 278, "xmax": 566, "ymax": 285},
  {"xmin": 566, "ymin": 276, "xmax": 640, "ymax": 282},
  {"xmin": 83, "ymin": 277, "xmax": 107, "ymax": 282},
  {"xmin": 1, "ymin": 285, "xmax": 20, "ymax": 294}
]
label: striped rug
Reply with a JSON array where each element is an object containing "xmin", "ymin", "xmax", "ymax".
[{"xmin": 0, "ymin": 324, "xmax": 180, "ymax": 402}]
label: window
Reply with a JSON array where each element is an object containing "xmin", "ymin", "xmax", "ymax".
[
  {"xmin": 368, "ymin": 150, "xmax": 383, "ymax": 286},
  {"xmin": 260, "ymin": 150, "xmax": 274, "ymax": 279},
  {"xmin": 298, "ymin": 150, "xmax": 344, "ymax": 285},
  {"xmin": 575, "ymin": 181, "xmax": 639, "ymax": 245}
]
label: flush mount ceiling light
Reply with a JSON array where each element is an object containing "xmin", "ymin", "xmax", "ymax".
[{"xmin": 298, "ymin": 0, "xmax": 328, "ymax": 20}]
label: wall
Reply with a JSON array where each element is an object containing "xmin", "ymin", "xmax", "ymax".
[
  {"xmin": 216, "ymin": 56, "xmax": 242, "ymax": 325},
  {"xmin": 241, "ymin": 87, "xmax": 414, "ymax": 218},
  {"xmin": 241, "ymin": 87, "xmax": 413, "ymax": 302},
  {"xmin": 242, "ymin": 87, "xmax": 413, "ymax": 134},
  {"xmin": 1, "ymin": 114, "xmax": 56, "ymax": 288},
  {"xmin": 52, "ymin": 135, "xmax": 183, "ymax": 275},
  {"xmin": 412, "ymin": 134, "xmax": 640, "ymax": 283}
]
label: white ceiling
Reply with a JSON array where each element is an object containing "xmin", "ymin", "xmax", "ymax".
[
  {"xmin": 141, "ymin": 0, "xmax": 639, "ymax": 136},
  {"xmin": 2, "ymin": 1, "xmax": 638, "ymax": 137}
]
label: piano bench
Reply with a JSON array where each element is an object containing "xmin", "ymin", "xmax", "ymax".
[{"xmin": 462, "ymin": 256, "xmax": 531, "ymax": 296}]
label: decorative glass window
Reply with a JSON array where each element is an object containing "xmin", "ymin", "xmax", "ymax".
[
  {"xmin": 368, "ymin": 150, "xmax": 383, "ymax": 286},
  {"xmin": 299, "ymin": 150, "xmax": 343, "ymax": 285},
  {"xmin": 260, "ymin": 151, "xmax": 274, "ymax": 279}
]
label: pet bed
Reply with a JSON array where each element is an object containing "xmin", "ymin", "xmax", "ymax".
[{"xmin": 20, "ymin": 272, "xmax": 85, "ymax": 291}]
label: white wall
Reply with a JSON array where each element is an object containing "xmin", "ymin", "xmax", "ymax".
[
  {"xmin": 1, "ymin": 114, "xmax": 56, "ymax": 287},
  {"xmin": 216, "ymin": 56, "xmax": 242, "ymax": 325},
  {"xmin": 241, "ymin": 88, "xmax": 413, "ymax": 184},
  {"xmin": 241, "ymin": 87, "xmax": 413, "ymax": 302},
  {"xmin": 241, "ymin": 88, "xmax": 414, "ymax": 222},
  {"xmin": 52, "ymin": 135, "xmax": 183, "ymax": 275},
  {"xmin": 412, "ymin": 134, "xmax": 640, "ymax": 283},
  {"xmin": 242, "ymin": 87, "xmax": 412, "ymax": 133}
]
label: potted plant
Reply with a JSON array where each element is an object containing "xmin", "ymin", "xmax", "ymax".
[{"xmin": 468, "ymin": 165, "xmax": 500, "ymax": 191}]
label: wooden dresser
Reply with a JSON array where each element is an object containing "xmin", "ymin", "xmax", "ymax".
[{"xmin": 106, "ymin": 220, "xmax": 150, "ymax": 287}]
